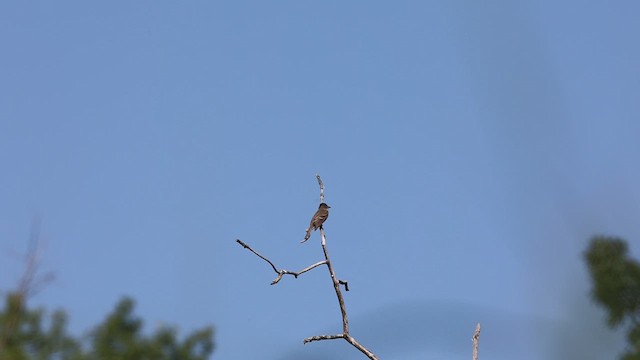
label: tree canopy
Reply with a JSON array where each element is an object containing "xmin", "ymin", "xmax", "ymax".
[
  {"xmin": 0, "ymin": 293, "xmax": 214, "ymax": 360},
  {"xmin": 585, "ymin": 236, "xmax": 640, "ymax": 360}
]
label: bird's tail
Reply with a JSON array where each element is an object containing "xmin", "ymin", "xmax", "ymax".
[{"xmin": 300, "ymin": 229, "xmax": 311, "ymax": 243}]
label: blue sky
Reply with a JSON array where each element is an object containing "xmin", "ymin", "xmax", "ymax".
[{"xmin": 1, "ymin": 1, "xmax": 639, "ymax": 359}]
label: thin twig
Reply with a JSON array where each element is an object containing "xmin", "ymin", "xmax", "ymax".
[
  {"xmin": 304, "ymin": 334, "xmax": 345, "ymax": 343},
  {"xmin": 236, "ymin": 239, "xmax": 278, "ymax": 273},
  {"xmin": 472, "ymin": 323, "xmax": 481, "ymax": 360},
  {"xmin": 316, "ymin": 174, "xmax": 325, "ymax": 203},
  {"xmin": 339, "ymin": 280, "xmax": 350, "ymax": 292},
  {"xmin": 235, "ymin": 239, "xmax": 327, "ymax": 285},
  {"xmin": 1, "ymin": 220, "xmax": 55, "ymax": 355},
  {"xmin": 18, "ymin": 218, "xmax": 55, "ymax": 298}
]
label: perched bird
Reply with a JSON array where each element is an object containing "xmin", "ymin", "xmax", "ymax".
[{"xmin": 301, "ymin": 203, "xmax": 331, "ymax": 243}]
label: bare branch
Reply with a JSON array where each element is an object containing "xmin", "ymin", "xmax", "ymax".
[
  {"xmin": 301, "ymin": 176, "xmax": 377, "ymax": 359},
  {"xmin": 302, "ymin": 226, "xmax": 377, "ymax": 359},
  {"xmin": 472, "ymin": 323, "xmax": 481, "ymax": 360},
  {"xmin": 316, "ymin": 174, "xmax": 325, "ymax": 203},
  {"xmin": 296, "ymin": 260, "xmax": 329, "ymax": 276},
  {"xmin": 345, "ymin": 335, "xmax": 379, "ymax": 360},
  {"xmin": 17, "ymin": 218, "xmax": 55, "ymax": 298},
  {"xmin": 236, "ymin": 239, "xmax": 279, "ymax": 273},
  {"xmin": 304, "ymin": 333, "xmax": 345, "ymax": 343},
  {"xmin": 237, "ymin": 175, "xmax": 378, "ymax": 359},
  {"xmin": 235, "ymin": 239, "xmax": 326, "ymax": 285},
  {"xmin": 319, "ymin": 227, "xmax": 349, "ymax": 334},
  {"xmin": 1, "ymin": 220, "xmax": 55, "ymax": 354},
  {"xmin": 303, "ymin": 333, "xmax": 377, "ymax": 360}
]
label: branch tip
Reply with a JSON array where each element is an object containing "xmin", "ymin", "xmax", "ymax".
[{"xmin": 472, "ymin": 322, "xmax": 481, "ymax": 360}]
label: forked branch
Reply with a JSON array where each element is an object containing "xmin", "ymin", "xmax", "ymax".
[
  {"xmin": 237, "ymin": 175, "xmax": 377, "ymax": 359},
  {"xmin": 235, "ymin": 239, "xmax": 326, "ymax": 285}
]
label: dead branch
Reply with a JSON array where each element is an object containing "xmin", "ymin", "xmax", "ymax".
[
  {"xmin": 237, "ymin": 175, "xmax": 378, "ymax": 359},
  {"xmin": 235, "ymin": 239, "xmax": 327, "ymax": 285},
  {"xmin": 316, "ymin": 174, "xmax": 325, "ymax": 203},
  {"xmin": 300, "ymin": 226, "xmax": 377, "ymax": 358},
  {"xmin": 0, "ymin": 219, "xmax": 55, "ymax": 354},
  {"xmin": 472, "ymin": 323, "xmax": 481, "ymax": 360},
  {"xmin": 17, "ymin": 218, "xmax": 55, "ymax": 299},
  {"xmin": 318, "ymin": 227, "xmax": 349, "ymax": 333}
]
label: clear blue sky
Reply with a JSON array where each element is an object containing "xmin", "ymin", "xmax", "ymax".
[{"xmin": 1, "ymin": 1, "xmax": 639, "ymax": 359}]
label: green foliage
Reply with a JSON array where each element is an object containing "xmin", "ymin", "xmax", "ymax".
[
  {"xmin": 585, "ymin": 236, "xmax": 640, "ymax": 358},
  {"xmin": 0, "ymin": 294, "xmax": 214, "ymax": 360},
  {"xmin": 0, "ymin": 293, "xmax": 81, "ymax": 360}
]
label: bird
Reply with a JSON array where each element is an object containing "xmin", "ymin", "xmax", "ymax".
[{"xmin": 301, "ymin": 203, "xmax": 330, "ymax": 243}]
